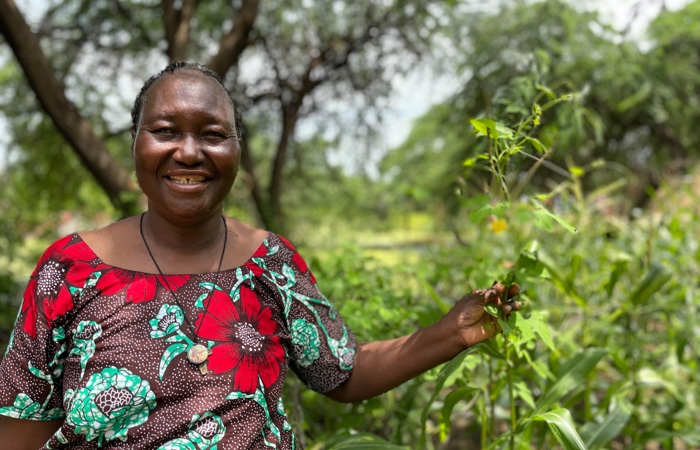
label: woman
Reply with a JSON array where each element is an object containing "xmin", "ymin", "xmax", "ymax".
[{"xmin": 0, "ymin": 62, "xmax": 520, "ymax": 449}]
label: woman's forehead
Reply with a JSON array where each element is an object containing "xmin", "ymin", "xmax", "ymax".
[{"xmin": 143, "ymin": 71, "xmax": 234, "ymax": 120}]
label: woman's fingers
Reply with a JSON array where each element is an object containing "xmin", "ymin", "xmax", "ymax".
[
  {"xmin": 483, "ymin": 282, "xmax": 519, "ymax": 303},
  {"xmin": 507, "ymin": 283, "xmax": 520, "ymax": 298},
  {"xmin": 502, "ymin": 300, "xmax": 522, "ymax": 314}
]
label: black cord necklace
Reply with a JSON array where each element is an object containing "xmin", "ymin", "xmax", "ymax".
[{"xmin": 139, "ymin": 212, "xmax": 227, "ymax": 376}]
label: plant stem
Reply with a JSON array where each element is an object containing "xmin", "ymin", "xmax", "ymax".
[
  {"xmin": 481, "ymin": 395, "xmax": 488, "ymax": 450},
  {"xmin": 488, "ymin": 360, "xmax": 496, "ymax": 439},
  {"xmin": 503, "ymin": 297, "xmax": 517, "ymax": 450}
]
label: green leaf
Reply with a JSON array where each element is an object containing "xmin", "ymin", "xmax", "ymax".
[
  {"xmin": 513, "ymin": 381, "xmax": 536, "ymax": 409},
  {"xmin": 534, "ymin": 408, "xmax": 588, "ymax": 450},
  {"xmin": 569, "ymin": 166, "xmax": 585, "ymax": 178},
  {"xmin": 472, "ymin": 340, "xmax": 506, "ymax": 360},
  {"xmin": 583, "ymin": 399, "xmax": 632, "ymax": 449},
  {"xmin": 634, "ymin": 367, "xmax": 680, "ymax": 399},
  {"xmin": 324, "ymin": 433, "xmax": 410, "ymax": 449},
  {"xmin": 470, "ymin": 118, "xmax": 514, "ymax": 140},
  {"xmin": 617, "ymin": 81, "xmax": 652, "ymax": 112},
  {"xmin": 485, "ymin": 304, "xmax": 499, "ymax": 317},
  {"xmin": 535, "ymin": 348, "xmax": 607, "ymax": 415},
  {"xmin": 497, "ymin": 317, "xmax": 512, "ymax": 335},
  {"xmin": 604, "ymin": 260, "xmax": 628, "ymax": 298},
  {"xmin": 420, "ymin": 348, "xmax": 479, "ymax": 447},
  {"xmin": 626, "ymin": 263, "xmax": 672, "ymax": 306},
  {"xmin": 194, "ymin": 292, "xmax": 211, "ymax": 308},
  {"xmin": 512, "ymin": 311, "xmax": 555, "ymax": 351},
  {"xmin": 531, "ymin": 201, "xmax": 578, "ymax": 234},
  {"xmin": 440, "ymin": 387, "xmax": 479, "ymax": 441},
  {"xmin": 469, "ymin": 201, "xmax": 509, "ymax": 223}
]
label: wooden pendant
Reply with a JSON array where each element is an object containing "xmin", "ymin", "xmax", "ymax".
[{"xmin": 187, "ymin": 344, "xmax": 213, "ymax": 376}]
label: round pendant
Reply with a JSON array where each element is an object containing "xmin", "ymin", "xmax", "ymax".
[{"xmin": 187, "ymin": 344, "xmax": 209, "ymax": 365}]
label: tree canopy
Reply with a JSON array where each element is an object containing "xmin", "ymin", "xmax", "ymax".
[{"xmin": 381, "ymin": 0, "xmax": 700, "ymax": 214}]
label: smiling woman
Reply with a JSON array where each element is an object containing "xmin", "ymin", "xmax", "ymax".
[
  {"xmin": 132, "ymin": 66, "xmax": 241, "ymax": 227},
  {"xmin": 0, "ymin": 61, "xmax": 520, "ymax": 449}
]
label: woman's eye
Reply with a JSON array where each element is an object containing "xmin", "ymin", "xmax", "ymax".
[
  {"xmin": 154, "ymin": 128, "xmax": 174, "ymax": 135},
  {"xmin": 203, "ymin": 131, "xmax": 227, "ymax": 140}
]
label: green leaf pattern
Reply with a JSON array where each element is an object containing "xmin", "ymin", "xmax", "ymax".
[
  {"xmin": 149, "ymin": 304, "xmax": 199, "ymax": 380},
  {"xmin": 290, "ymin": 319, "xmax": 321, "ymax": 367},
  {"xmin": 226, "ymin": 378, "xmax": 281, "ymax": 449},
  {"xmin": 69, "ymin": 320, "xmax": 102, "ymax": 379},
  {"xmin": 259, "ymin": 260, "xmax": 354, "ymax": 371},
  {"xmin": 66, "ymin": 366, "xmax": 156, "ymax": 446},
  {"xmin": 156, "ymin": 412, "xmax": 226, "ymax": 450}
]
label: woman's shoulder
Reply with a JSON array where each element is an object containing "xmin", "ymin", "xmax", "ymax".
[
  {"xmin": 225, "ymin": 217, "xmax": 271, "ymax": 266},
  {"xmin": 77, "ymin": 215, "xmax": 142, "ymax": 267}
]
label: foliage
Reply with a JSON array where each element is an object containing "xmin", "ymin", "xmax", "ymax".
[
  {"xmin": 381, "ymin": 0, "xmax": 700, "ymax": 215},
  {"xmin": 279, "ymin": 67, "xmax": 700, "ymax": 448},
  {"xmin": 281, "ymin": 167, "xmax": 699, "ymax": 448}
]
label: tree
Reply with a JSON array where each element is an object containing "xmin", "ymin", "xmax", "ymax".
[
  {"xmin": 0, "ymin": 0, "xmax": 450, "ymax": 233},
  {"xmin": 381, "ymin": 0, "xmax": 700, "ymax": 215}
]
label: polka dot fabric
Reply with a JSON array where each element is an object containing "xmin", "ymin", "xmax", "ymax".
[{"xmin": 0, "ymin": 233, "xmax": 356, "ymax": 449}]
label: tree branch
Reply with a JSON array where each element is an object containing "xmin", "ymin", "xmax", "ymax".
[
  {"xmin": 207, "ymin": 0, "xmax": 260, "ymax": 77},
  {"xmin": 162, "ymin": 0, "xmax": 198, "ymax": 61},
  {"xmin": 0, "ymin": 0, "xmax": 138, "ymax": 216}
]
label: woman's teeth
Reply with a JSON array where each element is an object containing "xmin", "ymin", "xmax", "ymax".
[{"xmin": 169, "ymin": 176, "xmax": 205, "ymax": 184}]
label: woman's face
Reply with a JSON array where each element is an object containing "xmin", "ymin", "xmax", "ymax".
[{"xmin": 133, "ymin": 71, "xmax": 240, "ymax": 223}]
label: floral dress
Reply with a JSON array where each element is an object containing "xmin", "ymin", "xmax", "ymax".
[{"xmin": 0, "ymin": 233, "xmax": 356, "ymax": 449}]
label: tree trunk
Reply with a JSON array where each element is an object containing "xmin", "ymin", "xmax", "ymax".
[{"xmin": 0, "ymin": 0, "xmax": 138, "ymax": 217}]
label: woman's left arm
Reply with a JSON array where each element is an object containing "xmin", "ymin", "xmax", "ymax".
[{"xmin": 325, "ymin": 282, "xmax": 520, "ymax": 403}]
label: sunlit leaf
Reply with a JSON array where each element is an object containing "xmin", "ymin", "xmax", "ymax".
[
  {"xmin": 512, "ymin": 310, "xmax": 555, "ymax": 351},
  {"xmin": 535, "ymin": 408, "xmax": 588, "ymax": 450},
  {"xmin": 535, "ymin": 348, "xmax": 607, "ymax": 415},
  {"xmin": 530, "ymin": 201, "xmax": 578, "ymax": 234},
  {"xmin": 582, "ymin": 399, "xmax": 632, "ymax": 449},
  {"xmin": 470, "ymin": 118, "xmax": 514, "ymax": 139}
]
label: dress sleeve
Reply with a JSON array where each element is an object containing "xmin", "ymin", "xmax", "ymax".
[
  {"xmin": 0, "ymin": 234, "xmax": 92, "ymax": 421},
  {"xmin": 266, "ymin": 235, "xmax": 356, "ymax": 394}
]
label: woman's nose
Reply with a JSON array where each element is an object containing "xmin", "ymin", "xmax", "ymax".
[{"xmin": 173, "ymin": 134, "xmax": 204, "ymax": 165}]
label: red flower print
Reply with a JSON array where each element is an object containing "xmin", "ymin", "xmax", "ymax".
[
  {"xmin": 22, "ymin": 235, "xmax": 94, "ymax": 338},
  {"xmin": 292, "ymin": 251, "xmax": 317, "ymax": 284},
  {"xmin": 194, "ymin": 286, "xmax": 284, "ymax": 394},
  {"xmin": 244, "ymin": 243, "xmax": 268, "ymax": 277},
  {"xmin": 278, "ymin": 235, "xmax": 296, "ymax": 251},
  {"xmin": 95, "ymin": 269, "xmax": 189, "ymax": 304},
  {"xmin": 292, "ymin": 252, "xmax": 307, "ymax": 273}
]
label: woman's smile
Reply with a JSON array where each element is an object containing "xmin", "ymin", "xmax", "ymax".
[{"xmin": 169, "ymin": 176, "xmax": 205, "ymax": 184}]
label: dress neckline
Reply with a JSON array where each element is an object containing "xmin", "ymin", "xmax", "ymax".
[{"xmin": 74, "ymin": 231, "xmax": 273, "ymax": 276}]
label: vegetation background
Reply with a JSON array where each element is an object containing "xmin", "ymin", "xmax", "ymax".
[{"xmin": 0, "ymin": 0, "xmax": 698, "ymax": 448}]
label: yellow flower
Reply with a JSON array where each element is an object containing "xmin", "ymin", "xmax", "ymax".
[{"xmin": 490, "ymin": 218, "xmax": 508, "ymax": 234}]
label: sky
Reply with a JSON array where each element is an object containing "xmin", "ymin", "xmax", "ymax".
[{"xmin": 0, "ymin": 0, "xmax": 693, "ymax": 170}]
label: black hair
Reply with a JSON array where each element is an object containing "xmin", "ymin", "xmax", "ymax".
[{"xmin": 130, "ymin": 61, "xmax": 242, "ymax": 137}]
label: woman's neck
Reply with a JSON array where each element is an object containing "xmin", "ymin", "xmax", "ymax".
[{"xmin": 142, "ymin": 209, "xmax": 226, "ymax": 255}]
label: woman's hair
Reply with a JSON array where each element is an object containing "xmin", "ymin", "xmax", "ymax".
[{"xmin": 130, "ymin": 61, "xmax": 242, "ymax": 137}]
